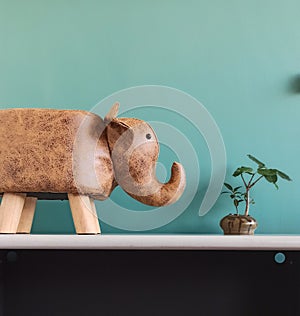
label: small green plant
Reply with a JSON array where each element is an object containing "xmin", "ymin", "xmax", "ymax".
[{"xmin": 222, "ymin": 154, "xmax": 292, "ymax": 216}]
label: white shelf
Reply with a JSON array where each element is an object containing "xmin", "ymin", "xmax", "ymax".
[{"xmin": 0, "ymin": 234, "xmax": 300, "ymax": 250}]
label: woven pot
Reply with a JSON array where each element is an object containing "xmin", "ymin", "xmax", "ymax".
[{"xmin": 220, "ymin": 214, "xmax": 257, "ymax": 235}]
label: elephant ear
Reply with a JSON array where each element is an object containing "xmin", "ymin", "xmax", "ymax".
[
  {"xmin": 106, "ymin": 118, "xmax": 134, "ymax": 152},
  {"xmin": 104, "ymin": 102, "xmax": 120, "ymax": 125}
]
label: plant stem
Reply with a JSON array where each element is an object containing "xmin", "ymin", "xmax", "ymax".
[
  {"xmin": 244, "ymin": 188, "xmax": 250, "ymax": 216},
  {"xmin": 235, "ymin": 204, "xmax": 239, "ymax": 215},
  {"xmin": 250, "ymin": 175, "xmax": 263, "ymax": 188},
  {"xmin": 241, "ymin": 174, "xmax": 250, "ymax": 216},
  {"xmin": 242, "ymin": 173, "xmax": 261, "ymax": 216},
  {"xmin": 241, "ymin": 174, "xmax": 247, "ymax": 187},
  {"xmin": 248, "ymin": 174, "xmax": 255, "ymax": 186}
]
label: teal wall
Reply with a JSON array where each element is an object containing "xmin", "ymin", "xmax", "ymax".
[{"xmin": 0, "ymin": 0, "xmax": 299, "ymax": 234}]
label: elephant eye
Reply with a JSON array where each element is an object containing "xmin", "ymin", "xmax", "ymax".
[{"xmin": 146, "ymin": 133, "xmax": 152, "ymax": 140}]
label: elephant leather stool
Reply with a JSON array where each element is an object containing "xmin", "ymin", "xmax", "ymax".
[{"xmin": 0, "ymin": 103, "xmax": 186, "ymax": 234}]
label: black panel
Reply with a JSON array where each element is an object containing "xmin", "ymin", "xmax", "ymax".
[
  {"xmin": 0, "ymin": 250, "xmax": 299, "ymax": 316},
  {"xmin": 0, "ymin": 193, "xmax": 68, "ymax": 200}
]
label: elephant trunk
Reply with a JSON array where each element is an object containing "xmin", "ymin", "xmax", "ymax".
[{"xmin": 126, "ymin": 161, "xmax": 186, "ymax": 207}]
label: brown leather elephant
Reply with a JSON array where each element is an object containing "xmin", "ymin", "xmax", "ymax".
[{"xmin": 0, "ymin": 103, "xmax": 186, "ymax": 234}]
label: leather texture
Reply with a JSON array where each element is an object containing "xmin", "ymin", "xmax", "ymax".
[{"xmin": 0, "ymin": 108, "xmax": 114, "ymax": 200}]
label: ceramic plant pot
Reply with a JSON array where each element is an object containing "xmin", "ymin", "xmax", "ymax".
[{"xmin": 220, "ymin": 214, "xmax": 258, "ymax": 235}]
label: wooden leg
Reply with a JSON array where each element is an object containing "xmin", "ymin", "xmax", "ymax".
[
  {"xmin": 68, "ymin": 193, "xmax": 101, "ymax": 234},
  {"xmin": 17, "ymin": 197, "xmax": 37, "ymax": 234},
  {"xmin": 0, "ymin": 193, "xmax": 26, "ymax": 234},
  {"xmin": 90, "ymin": 197, "xmax": 101, "ymax": 234}
]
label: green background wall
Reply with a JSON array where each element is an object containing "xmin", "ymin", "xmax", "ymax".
[{"xmin": 0, "ymin": 0, "xmax": 299, "ymax": 234}]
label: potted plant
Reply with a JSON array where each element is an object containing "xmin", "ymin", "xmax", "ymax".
[{"xmin": 220, "ymin": 154, "xmax": 292, "ymax": 235}]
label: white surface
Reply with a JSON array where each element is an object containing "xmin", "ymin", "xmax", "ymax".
[{"xmin": 0, "ymin": 234, "xmax": 300, "ymax": 250}]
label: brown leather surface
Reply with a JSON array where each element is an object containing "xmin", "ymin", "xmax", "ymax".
[
  {"xmin": 0, "ymin": 108, "xmax": 114, "ymax": 200},
  {"xmin": 107, "ymin": 118, "xmax": 186, "ymax": 206}
]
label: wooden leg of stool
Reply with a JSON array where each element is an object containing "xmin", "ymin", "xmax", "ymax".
[
  {"xmin": 68, "ymin": 193, "xmax": 100, "ymax": 234},
  {"xmin": 0, "ymin": 193, "xmax": 26, "ymax": 234},
  {"xmin": 89, "ymin": 197, "xmax": 101, "ymax": 234},
  {"xmin": 17, "ymin": 197, "xmax": 37, "ymax": 234}
]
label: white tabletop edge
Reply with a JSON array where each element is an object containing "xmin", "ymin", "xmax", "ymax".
[{"xmin": 0, "ymin": 234, "xmax": 300, "ymax": 250}]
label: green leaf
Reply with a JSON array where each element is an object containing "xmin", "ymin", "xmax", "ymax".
[
  {"xmin": 221, "ymin": 191, "xmax": 230, "ymax": 195},
  {"xmin": 277, "ymin": 170, "xmax": 292, "ymax": 181},
  {"xmin": 233, "ymin": 166, "xmax": 254, "ymax": 177},
  {"xmin": 247, "ymin": 154, "xmax": 265, "ymax": 167},
  {"xmin": 257, "ymin": 168, "xmax": 277, "ymax": 176},
  {"xmin": 233, "ymin": 186, "xmax": 242, "ymax": 192},
  {"xmin": 224, "ymin": 183, "xmax": 233, "ymax": 191},
  {"xmin": 264, "ymin": 174, "xmax": 278, "ymax": 184},
  {"xmin": 234, "ymin": 199, "xmax": 239, "ymax": 207}
]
